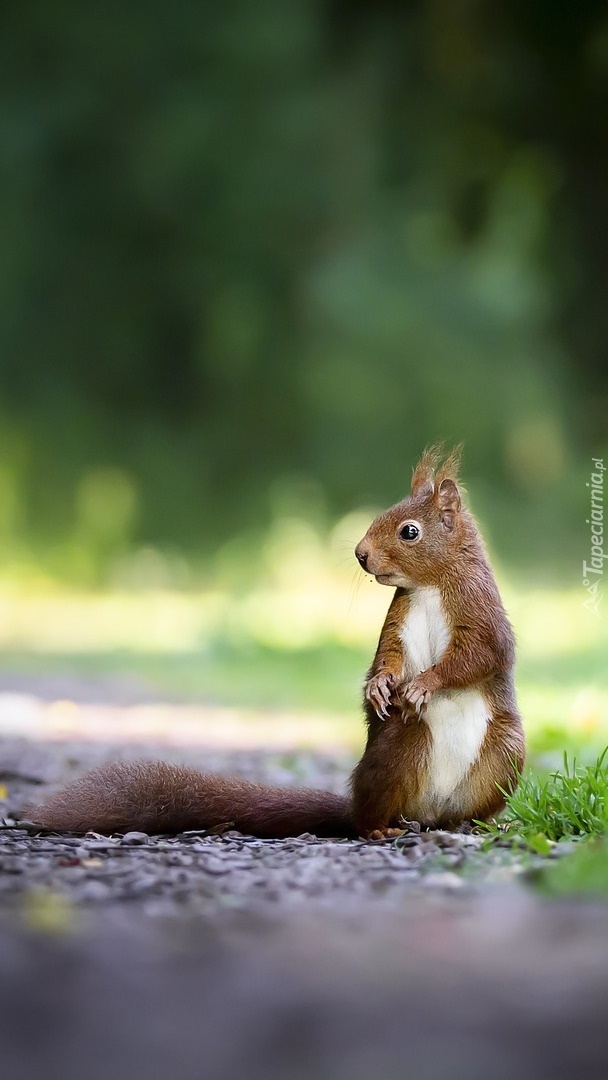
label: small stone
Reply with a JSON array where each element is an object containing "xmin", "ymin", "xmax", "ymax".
[
  {"xmin": 433, "ymin": 830, "xmax": 482, "ymax": 850},
  {"xmin": 400, "ymin": 819, "xmax": 421, "ymax": 834},
  {"xmin": 422, "ymin": 871, "xmax": 464, "ymax": 890},
  {"xmin": 553, "ymin": 840, "xmax": 577, "ymax": 857},
  {"xmin": 2, "ymin": 858, "xmax": 25, "ymax": 874},
  {"xmin": 202, "ymin": 857, "xmax": 231, "ymax": 875},
  {"xmin": 400, "ymin": 845, "xmax": 425, "ymax": 864},
  {"xmin": 80, "ymin": 879, "xmax": 111, "ymax": 901},
  {"xmin": 393, "ymin": 835, "xmax": 419, "ymax": 850},
  {"xmin": 120, "ymin": 832, "xmax": 149, "ymax": 845}
]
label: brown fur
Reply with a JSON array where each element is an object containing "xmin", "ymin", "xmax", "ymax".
[
  {"xmin": 27, "ymin": 761, "xmax": 354, "ymax": 839},
  {"xmin": 28, "ymin": 446, "xmax": 524, "ymax": 839},
  {"xmin": 352, "ymin": 445, "xmax": 525, "ymax": 836}
]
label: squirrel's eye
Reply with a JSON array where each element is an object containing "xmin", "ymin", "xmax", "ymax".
[{"xmin": 399, "ymin": 522, "xmax": 420, "ymax": 542}]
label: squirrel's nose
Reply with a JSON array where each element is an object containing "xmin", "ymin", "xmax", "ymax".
[{"xmin": 355, "ymin": 544, "xmax": 369, "ymax": 570}]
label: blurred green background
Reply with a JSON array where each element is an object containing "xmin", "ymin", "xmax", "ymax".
[{"xmin": 0, "ymin": 1, "xmax": 606, "ymax": 759}]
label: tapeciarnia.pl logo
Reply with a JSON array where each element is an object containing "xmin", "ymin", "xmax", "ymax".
[{"xmin": 582, "ymin": 457, "xmax": 605, "ymax": 619}]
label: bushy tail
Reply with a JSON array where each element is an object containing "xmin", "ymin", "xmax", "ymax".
[{"xmin": 26, "ymin": 761, "xmax": 355, "ymax": 839}]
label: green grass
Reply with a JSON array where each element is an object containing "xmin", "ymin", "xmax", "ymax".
[
  {"xmin": 481, "ymin": 749, "xmax": 608, "ymax": 843},
  {"xmin": 536, "ymin": 839, "xmax": 608, "ymax": 896},
  {"xmin": 474, "ymin": 751, "xmax": 608, "ymax": 897}
]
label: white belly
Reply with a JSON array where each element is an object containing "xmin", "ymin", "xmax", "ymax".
[
  {"xmin": 400, "ymin": 587, "xmax": 488, "ymax": 799},
  {"xmin": 424, "ymin": 689, "xmax": 488, "ymax": 798}
]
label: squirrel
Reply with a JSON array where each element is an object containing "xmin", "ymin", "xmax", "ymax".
[{"xmin": 28, "ymin": 446, "xmax": 525, "ymax": 839}]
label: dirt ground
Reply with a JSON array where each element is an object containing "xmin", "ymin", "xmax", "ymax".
[{"xmin": 1, "ymin": 685, "xmax": 607, "ymax": 1080}]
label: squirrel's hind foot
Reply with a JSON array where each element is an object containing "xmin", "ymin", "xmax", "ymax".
[{"xmin": 364, "ymin": 826, "xmax": 407, "ymax": 841}]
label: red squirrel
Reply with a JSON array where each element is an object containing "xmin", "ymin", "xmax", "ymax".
[{"xmin": 29, "ymin": 447, "xmax": 525, "ymax": 839}]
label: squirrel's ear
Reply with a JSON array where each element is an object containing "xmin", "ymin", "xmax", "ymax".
[
  {"xmin": 412, "ymin": 477, "xmax": 434, "ymax": 498},
  {"xmin": 411, "ymin": 445, "xmax": 442, "ymax": 496},
  {"xmin": 436, "ymin": 478, "xmax": 461, "ymax": 529}
]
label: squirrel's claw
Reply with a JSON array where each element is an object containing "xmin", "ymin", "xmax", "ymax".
[
  {"xmin": 403, "ymin": 677, "xmax": 433, "ymax": 716},
  {"xmin": 365, "ymin": 671, "xmax": 397, "ymax": 721}
]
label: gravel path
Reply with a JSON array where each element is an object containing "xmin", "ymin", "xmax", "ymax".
[
  {"xmin": 0, "ymin": 734, "xmax": 481, "ymax": 914},
  {"xmin": 0, "ymin": 818, "xmax": 481, "ymax": 912},
  {"xmin": 1, "ymin": 732, "xmax": 607, "ymax": 1079}
]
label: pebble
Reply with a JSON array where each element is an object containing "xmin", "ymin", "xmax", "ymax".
[
  {"xmin": 201, "ymin": 857, "xmax": 232, "ymax": 876},
  {"xmin": 422, "ymin": 872, "xmax": 465, "ymax": 890},
  {"xmin": 80, "ymin": 880, "xmax": 112, "ymax": 902}
]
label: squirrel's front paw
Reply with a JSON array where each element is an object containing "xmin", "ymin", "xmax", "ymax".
[
  {"xmin": 365, "ymin": 672, "xmax": 398, "ymax": 720},
  {"xmin": 402, "ymin": 672, "xmax": 439, "ymax": 717}
]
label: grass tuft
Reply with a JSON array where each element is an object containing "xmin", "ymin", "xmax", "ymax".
[{"xmin": 481, "ymin": 748, "xmax": 608, "ymax": 842}]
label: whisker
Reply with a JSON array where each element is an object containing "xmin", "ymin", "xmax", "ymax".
[
  {"xmin": 347, "ymin": 567, "xmax": 365, "ymax": 613},
  {"xmin": 335, "ymin": 555, "xmax": 358, "ymax": 568}
]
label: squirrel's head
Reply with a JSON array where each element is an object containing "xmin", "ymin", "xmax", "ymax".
[{"xmin": 355, "ymin": 445, "xmax": 468, "ymax": 588}]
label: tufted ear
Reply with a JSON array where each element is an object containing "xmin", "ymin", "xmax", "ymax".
[
  {"xmin": 436, "ymin": 478, "xmax": 461, "ymax": 529},
  {"xmin": 410, "ymin": 445, "xmax": 442, "ymax": 496}
]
